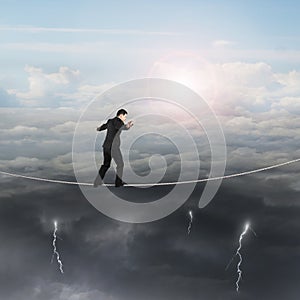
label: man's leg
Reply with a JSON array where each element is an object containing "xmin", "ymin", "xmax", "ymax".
[
  {"xmin": 99, "ymin": 147, "xmax": 112, "ymax": 178},
  {"xmin": 112, "ymin": 147, "xmax": 125, "ymax": 187},
  {"xmin": 94, "ymin": 147, "xmax": 111, "ymax": 187}
]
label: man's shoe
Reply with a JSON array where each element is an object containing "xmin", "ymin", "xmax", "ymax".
[
  {"xmin": 115, "ymin": 181, "xmax": 127, "ymax": 188},
  {"xmin": 93, "ymin": 174, "xmax": 103, "ymax": 187}
]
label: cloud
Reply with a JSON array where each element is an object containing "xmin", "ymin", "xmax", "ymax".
[
  {"xmin": 0, "ymin": 83, "xmax": 299, "ymax": 299},
  {"xmin": 0, "ymin": 26, "xmax": 180, "ymax": 36},
  {"xmin": 57, "ymin": 82, "xmax": 116, "ymax": 104},
  {"xmin": 14, "ymin": 65, "xmax": 80, "ymax": 106},
  {"xmin": 1, "ymin": 61, "xmax": 300, "ymax": 207},
  {"xmin": 39, "ymin": 283, "xmax": 118, "ymax": 300},
  {"xmin": 212, "ymin": 40, "xmax": 236, "ymax": 48},
  {"xmin": 7, "ymin": 66, "xmax": 116, "ymax": 107},
  {"xmin": 7, "ymin": 59, "xmax": 300, "ymax": 113},
  {"xmin": 1, "ymin": 178, "xmax": 300, "ymax": 299},
  {"xmin": 0, "ymin": 42, "xmax": 109, "ymax": 54}
]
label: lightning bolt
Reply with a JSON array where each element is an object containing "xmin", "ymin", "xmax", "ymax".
[
  {"xmin": 234, "ymin": 223, "xmax": 249, "ymax": 292},
  {"xmin": 226, "ymin": 222, "xmax": 256, "ymax": 292},
  {"xmin": 52, "ymin": 221, "xmax": 64, "ymax": 274},
  {"xmin": 187, "ymin": 210, "xmax": 193, "ymax": 235}
]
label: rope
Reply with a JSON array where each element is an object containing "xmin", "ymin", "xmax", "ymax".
[{"xmin": 0, "ymin": 158, "xmax": 299, "ymax": 187}]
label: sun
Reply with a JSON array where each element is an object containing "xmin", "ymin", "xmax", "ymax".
[{"xmin": 148, "ymin": 51, "xmax": 218, "ymax": 101}]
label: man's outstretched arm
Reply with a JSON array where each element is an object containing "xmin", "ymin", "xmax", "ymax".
[
  {"xmin": 96, "ymin": 122, "xmax": 108, "ymax": 131},
  {"xmin": 113, "ymin": 118, "xmax": 134, "ymax": 131}
]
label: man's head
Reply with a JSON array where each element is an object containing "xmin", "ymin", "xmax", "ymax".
[{"xmin": 117, "ymin": 108, "xmax": 128, "ymax": 122}]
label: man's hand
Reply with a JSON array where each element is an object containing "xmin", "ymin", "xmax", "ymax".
[
  {"xmin": 126, "ymin": 120, "xmax": 134, "ymax": 129},
  {"xmin": 96, "ymin": 126, "xmax": 101, "ymax": 131}
]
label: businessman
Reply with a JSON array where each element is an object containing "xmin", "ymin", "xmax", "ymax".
[{"xmin": 94, "ymin": 109, "xmax": 133, "ymax": 187}]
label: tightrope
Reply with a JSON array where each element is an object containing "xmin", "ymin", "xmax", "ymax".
[{"xmin": 0, "ymin": 158, "xmax": 299, "ymax": 187}]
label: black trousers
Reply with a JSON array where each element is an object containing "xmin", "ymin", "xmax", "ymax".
[{"xmin": 99, "ymin": 146, "xmax": 124, "ymax": 185}]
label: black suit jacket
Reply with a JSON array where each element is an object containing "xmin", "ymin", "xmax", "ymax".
[{"xmin": 98, "ymin": 117, "xmax": 129, "ymax": 148}]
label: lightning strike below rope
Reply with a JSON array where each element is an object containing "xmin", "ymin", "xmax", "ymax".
[
  {"xmin": 234, "ymin": 223, "xmax": 249, "ymax": 292},
  {"xmin": 226, "ymin": 222, "xmax": 256, "ymax": 292},
  {"xmin": 187, "ymin": 210, "xmax": 193, "ymax": 235},
  {"xmin": 52, "ymin": 220, "xmax": 64, "ymax": 274}
]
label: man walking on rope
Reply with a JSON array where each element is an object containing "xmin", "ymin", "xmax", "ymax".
[{"xmin": 94, "ymin": 109, "xmax": 133, "ymax": 187}]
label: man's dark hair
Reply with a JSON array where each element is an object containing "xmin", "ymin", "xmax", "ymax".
[{"xmin": 117, "ymin": 109, "xmax": 128, "ymax": 116}]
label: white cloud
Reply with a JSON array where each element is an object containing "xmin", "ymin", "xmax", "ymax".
[
  {"xmin": 216, "ymin": 62, "xmax": 274, "ymax": 87},
  {"xmin": 198, "ymin": 47, "xmax": 300, "ymax": 65},
  {"xmin": 212, "ymin": 39, "xmax": 236, "ymax": 48},
  {"xmin": 2, "ymin": 60, "xmax": 300, "ymax": 206},
  {"xmin": 0, "ymin": 25, "xmax": 180, "ymax": 36},
  {"xmin": 272, "ymin": 96, "xmax": 300, "ymax": 113},
  {"xmin": 14, "ymin": 65, "xmax": 80, "ymax": 105},
  {"xmin": 7, "ymin": 65, "xmax": 117, "ymax": 107},
  {"xmin": 274, "ymin": 70, "xmax": 300, "ymax": 96},
  {"xmin": 57, "ymin": 82, "xmax": 116, "ymax": 103}
]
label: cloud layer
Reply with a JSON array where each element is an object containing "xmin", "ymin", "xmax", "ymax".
[{"xmin": 1, "ymin": 61, "xmax": 300, "ymax": 299}]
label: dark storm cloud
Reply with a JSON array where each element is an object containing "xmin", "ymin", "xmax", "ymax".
[{"xmin": 1, "ymin": 176, "xmax": 300, "ymax": 300}]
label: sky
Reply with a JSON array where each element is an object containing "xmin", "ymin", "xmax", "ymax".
[{"xmin": 1, "ymin": 1, "xmax": 300, "ymax": 299}]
